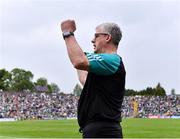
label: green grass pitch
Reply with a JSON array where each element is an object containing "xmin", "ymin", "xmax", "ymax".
[{"xmin": 0, "ymin": 118, "xmax": 180, "ymax": 138}]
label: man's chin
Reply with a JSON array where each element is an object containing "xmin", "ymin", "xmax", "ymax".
[
  {"xmin": 94, "ymin": 48, "xmax": 100, "ymax": 54},
  {"xmin": 94, "ymin": 50, "xmax": 98, "ymax": 54}
]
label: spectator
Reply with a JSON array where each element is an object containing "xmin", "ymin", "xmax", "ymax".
[{"xmin": 0, "ymin": 92, "xmax": 179, "ymax": 119}]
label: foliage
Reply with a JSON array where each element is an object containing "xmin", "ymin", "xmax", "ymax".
[
  {"xmin": 171, "ymin": 88, "xmax": 176, "ymax": 95},
  {"xmin": 34, "ymin": 77, "xmax": 49, "ymax": 93},
  {"xmin": 0, "ymin": 69, "xmax": 12, "ymax": 91},
  {"xmin": 125, "ymin": 83, "xmax": 166, "ymax": 96},
  {"xmin": 0, "ymin": 68, "xmax": 60, "ymax": 93},
  {"xmin": 50, "ymin": 83, "xmax": 60, "ymax": 93},
  {"xmin": 73, "ymin": 83, "xmax": 82, "ymax": 96},
  {"xmin": 35, "ymin": 77, "xmax": 48, "ymax": 86},
  {"xmin": 10, "ymin": 68, "xmax": 34, "ymax": 92}
]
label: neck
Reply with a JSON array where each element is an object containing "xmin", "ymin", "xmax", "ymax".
[
  {"xmin": 102, "ymin": 49, "xmax": 117, "ymax": 54},
  {"xmin": 101, "ymin": 44, "xmax": 118, "ymax": 54}
]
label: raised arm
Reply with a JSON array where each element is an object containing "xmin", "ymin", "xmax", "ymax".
[{"xmin": 61, "ymin": 19, "xmax": 89, "ymax": 71}]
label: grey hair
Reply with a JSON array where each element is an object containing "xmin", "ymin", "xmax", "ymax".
[{"xmin": 96, "ymin": 23, "xmax": 122, "ymax": 46}]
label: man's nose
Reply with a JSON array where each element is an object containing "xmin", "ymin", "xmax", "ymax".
[{"xmin": 91, "ymin": 38, "xmax": 95, "ymax": 43}]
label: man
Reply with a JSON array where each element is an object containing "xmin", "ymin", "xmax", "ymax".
[{"xmin": 61, "ymin": 19, "xmax": 126, "ymax": 138}]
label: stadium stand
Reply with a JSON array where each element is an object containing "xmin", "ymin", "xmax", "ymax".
[
  {"xmin": 122, "ymin": 95, "xmax": 180, "ymax": 118},
  {"xmin": 0, "ymin": 92, "xmax": 179, "ymax": 120}
]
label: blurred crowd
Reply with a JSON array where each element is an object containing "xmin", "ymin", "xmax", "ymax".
[
  {"xmin": 0, "ymin": 92, "xmax": 78, "ymax": 120},
  {"xmin": 122, "ymin": 95, "xmax": 180, "ymax": 118},
  {"xmin": 0, "ymin": 92, "xmax": 179, "ymax": 120}
]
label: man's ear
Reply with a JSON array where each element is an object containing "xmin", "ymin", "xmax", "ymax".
[{"xmin": 106, "ymin": 35, "xmax": 112, "ymax": 43}]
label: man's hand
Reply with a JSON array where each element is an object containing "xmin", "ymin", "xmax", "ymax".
[{"xmin": 61, "ymin": 19, "xmax": 76, "ymax": 32}]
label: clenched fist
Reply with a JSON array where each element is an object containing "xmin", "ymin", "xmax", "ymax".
[{"xmin": 61, "ymin": 19, "xmax": 76, "ymax": 32}]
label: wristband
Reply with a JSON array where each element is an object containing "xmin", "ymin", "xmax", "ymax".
[{"xmin": 62, "ymin": 31, "xmax": 74, "ymax": 39}]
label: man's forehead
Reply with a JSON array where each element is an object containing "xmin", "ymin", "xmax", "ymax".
[{"xmin": 95, "ymin": 27, "xmax": 103, "ymax": 33}]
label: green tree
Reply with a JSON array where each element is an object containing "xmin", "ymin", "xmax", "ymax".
[
  {"xmin": 35, "ymin": 77, "xmax": 48, "ymax": 86},
  {"xmin": 10, "ymin": 68, "xmax": 34, "ymax": 91},
  {"xmin": 155, "ymin": 83, "xmax": 166, "ymax": 96},
  {"xmin": 34, "ymin": 77, "xmax": 53, "ymax": 93},
  {"xmin": 50, "ymin": 83, "xmax": 60, "ymax": 93},
  {"xmin": 0, "ymin": 69, "xmax": 12, "ymax": 91},
  {"xmin": 171, "ymin": 89, "xmax": 175, "ymax": 95},
  {"xmin": 34, "ymin": 77, "xmax": 48, "ymax": 92},
  {"xmin": 125, "ymin": 89, "xmax": 137, "ymax": 96},
  {"xmin": 47, "ymin": 84, "xmax": 52, "ymax": 93},
  {"xmin": 144, "ymin": 87, "xmax": 156, "ymax": 96},
  {"xmin": 73, "ymin": 83, "xmax": 82, "ymax": 96},
  {"xmin": 125, "ymin": 83, "xmax": 166, "ymax": 96}
]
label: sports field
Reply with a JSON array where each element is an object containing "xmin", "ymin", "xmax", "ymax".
[{"xmin": 0, "ymin": 118, "xmax": 180, "ymax": 138}]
